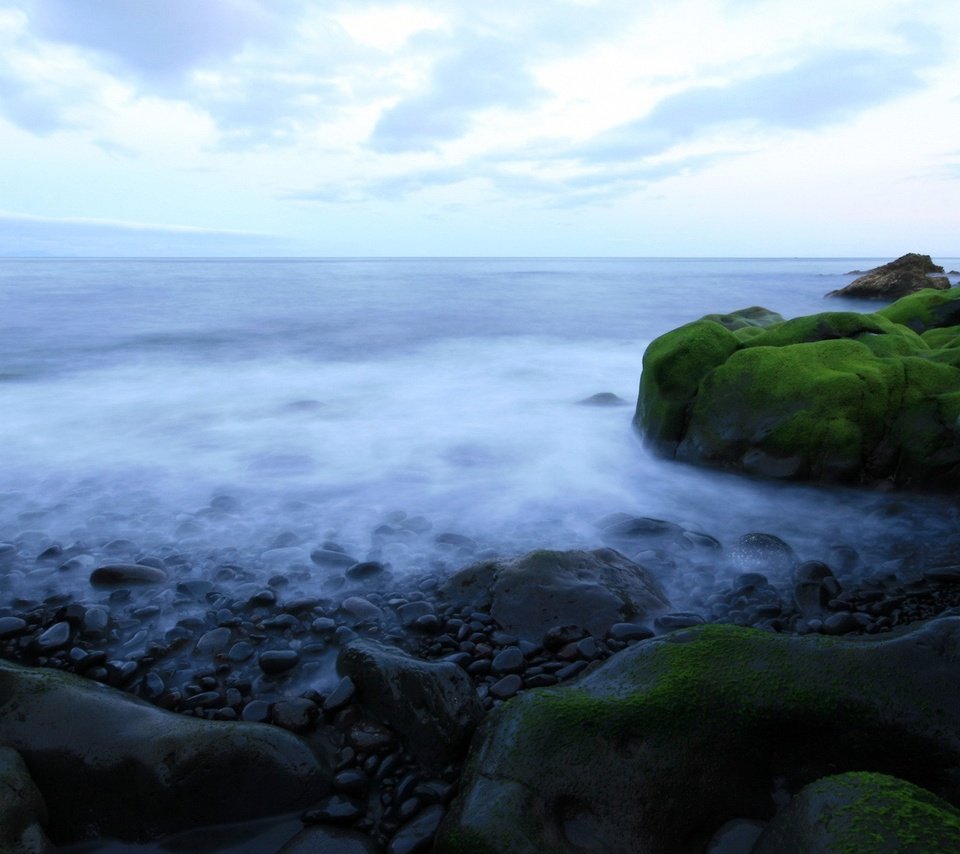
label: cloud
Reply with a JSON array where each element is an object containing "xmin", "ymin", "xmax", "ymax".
[
  {"xmin": 576, "ymin": 45, "xmax": 934, "ymax": 163},
  {"xmin": 0, "ymin": 210, "xmax": 284, "ymax": 256},
  {"xmin": 25, "ymin": 0, "xmax": 277, "ymax": 82},
  {"xmin": 368, "ymin": 33, "xmax": 545, "ymax": 152}
]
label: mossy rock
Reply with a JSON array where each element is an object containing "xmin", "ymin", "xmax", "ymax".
[
  {"xmin": 877, "ymin": 287, "xmax": 960, "ymax": 333},
  {"xmin": 635, "ymin": 290, "xmax": 960, "ymax": 486},
  {"xmin": 753, "ymin": 772, "xmax": 960, "ymax": 853},
  {"xmin": 436, "ymin": 618, "xmax": 960, "ymax": 854}
]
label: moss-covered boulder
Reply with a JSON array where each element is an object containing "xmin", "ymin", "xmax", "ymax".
[
  {"xmin": 635, "ymin": 290, "xmax": 960, "ymax": 486},
  {"xmin": 0, "ymin": 747, "xmax": 53, "ymax": 853},
  {"xmin": 0, "ymin": 659, "xmax": 331, "ymax": 844},
  {"xmin": 435, "ymin": 617, "xmax": 960, "ymax": 854},
  {"xmin": 753, "ymin": 771, "xmax": 960, "ymax": 853}
]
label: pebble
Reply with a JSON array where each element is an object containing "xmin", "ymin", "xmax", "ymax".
[
  {"xmin": 272, "ymin": 698, "xmax": 316, "ymax": 732},
  {"xmin": 397, "ymin": 601, "xmax": 434, "ymax": 626},
  {"xmin": 655, "ymin": 612, "xmax": 706, "ymax": 630},
  {"xmin": 323, "ymin": 676, "xmax": 356, "ymax": 713},
  {"xmin": 341, "ymin": 597, "xmax": 383, "ymax": 622},
  {"xmin": 303, "ymin": 795, "xmax": 365, "ymax": 824},
  {"xmin": 89, "ymin": 564, "xmax": 168, "ymax": 587},
  {"xmin": 491, "ymin": 646, "xmax": 525, "ymax": 674},
  {"xmin": 489, "ymin": 674, "xmax": 523, "ymax": 701},
  {"xmin": 607, "ymin": 622, "xmax": 653, "ymax": 642},
  {"xmin": 35, "ymin": 621, "xmax": 71, "ymax": 650},
  {"xmin": 258, "ymin": 649, "xmax": 300, "ymax": 675},
  {"xmin": 387, "ymin": 804, "xmax": 445, "ymax": 854},
  {"xmin": 310, "ymin": 549, "xmax": 359, "ymax": 569},
  {"xmin": 196, "ymin": 627, "xmax": 232, "ymax": 655},
  {"xmin": 241, "ymin": 700, "xmax": 272, "ymax": 723},
  {"xmin": 0, "ymin": 617, "xmax": 26, "ymax": 638}
]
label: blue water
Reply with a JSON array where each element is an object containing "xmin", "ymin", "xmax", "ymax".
[{"xmin": 2, "ymin": 257, "xmax": 959, "ymax": 606}]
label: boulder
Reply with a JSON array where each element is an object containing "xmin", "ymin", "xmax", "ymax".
[
  {"xmin": 753, "ymin": 772, "xmax": 960, "ymax": 852},
  {"xmin": 337, "ymin": 638, "xmax": 483, "ymax": 767},
  {"xmin": 0, "ymin": 747, "xmax": 53, "ymax": 853},
  {"xmin": 0, "ymin": 659, "xmax": 331, "ymax": 844},
  {"xmin": 635, "ymin": 295, "xmax": 960, "ymax": 486},
  {"xmin": 436, "ymin": 548, "xmax": 670, "ymax": 642},
  {"xmin": 827, "ymin": 253, "xmax": 948, "ymax": 299},
  {"xmin": 436, "ymin": 617, "xmax": 960, "ymax": 854}
]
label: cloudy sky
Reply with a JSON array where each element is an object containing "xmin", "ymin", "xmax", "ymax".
[{"xmin": 1, "ymin": 0, "xmax": 958, "ymax": 256}]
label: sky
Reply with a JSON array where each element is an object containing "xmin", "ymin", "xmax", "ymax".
[{"xmin": 0, "ymin": 0, "xmax": 958, "ymax": 257}]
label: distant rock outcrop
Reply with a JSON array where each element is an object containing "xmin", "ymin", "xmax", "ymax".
[{"xmin": 827, "ymin": 253, "xmax": 948, "ymax": 299}]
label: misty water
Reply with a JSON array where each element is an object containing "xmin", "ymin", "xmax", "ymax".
[{"xmin": 3, "ymin": 257, "xmax": 960, "ymax": 619}]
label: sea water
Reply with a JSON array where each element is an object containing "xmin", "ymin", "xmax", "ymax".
[{"xmin": 2, "ymin": 257, "xmax": 959, "ymax": 608}]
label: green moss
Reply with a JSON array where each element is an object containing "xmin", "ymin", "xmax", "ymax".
[
  {"xmin": 435, "ymin": 828, "xmax": 500, "ymax": 854},
  {"xmin": 878, "ymin": 287, "xmax": 960, "ymax": 333},
  {"xmin": 635, "ymin": 319, "xmax": 739, "ymax": 454},
  {"xmin": 815, "ymin": 772, "xmax": 960, "ymax": 852},
  {"xmin": 701, "ymin": 306, "xmax": 785, "ymax": 332}
]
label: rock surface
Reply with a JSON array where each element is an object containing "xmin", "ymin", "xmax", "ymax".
[
  {"xmin": 436, "ymin": 617, "xmax": 960, "ymax": 853},
  {"xmin": 0, "ymin": 747, "xmax": 53, "ymax": 853},
  {"xmin": 635, "ymin": 293, "xmax": 960, "ymax": 486},
  {"xmin": 337, "ymin": 638, "xmax": 484, "ymax": 766},
  {"xmin": 827, "ymin": 253, "xmax": 949, "ymax": 299},
  {"xmin": 753, "ymin": 772, "xmax": 960, "ymax": 853},
  {"xmin": 0, "ymin": 658, "xmax": 332, "ymax": 843},
  {"xmin": 436, "ymin": 548, "xmax": 670, "ymax": 642}
]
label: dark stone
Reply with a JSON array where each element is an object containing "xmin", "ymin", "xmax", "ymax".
[
  {"xmin": 323, "ymin": 676, "xmax": 356, "ymax": 714},
  {"xmin": 34, "ymin": 622, "xmax": 70, "ymax": 651},
  {"xmin": 577, "ymin": 392, "xmax": 628, "ymax": 406},
  {"xmin": 388, "ymin": 804, "xmax": 445, "ymax": 854},
  {"xmin": 302, "ymin": 794, "xmax": 364, "ymax": 825},
  {"xmin": 258, "ymin": 650, "xmax": 300, "ymax": 675},
  {"xmin": 89, "ymin": 564, "xmax": 168, "ymax": 587},
  {"xmin": 489, "ymin": 674, "xmax": 523, "ymax": 701},
  {"xmin": 827, "ymin": 254, "xmax": 948, "ymax": 299},
  {"xmin": 272, "ymin": 698, "xmax": 316, "ymax": 733},
  {"xmin": 607, "ymin": 622, "xmax": 654, "ymax": 642}
]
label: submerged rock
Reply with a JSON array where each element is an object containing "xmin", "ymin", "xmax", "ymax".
[
  {"xmin": 0, "ymin": 659, "xmax": 331, "ymax": 844},
  {"xmin": 635, "ymin": 293, "xmax": 960, "ymax": 486},
  {"xmin": 437, "ymin": 617, "xmax": 960, "ymax": 853},
  {"xmin": 436, "ymin": 548, "xmax": 670, "ymax": 642},
  {"xmin": 827, "ymin": 253, "xmax": 948, "ymax": 299}
]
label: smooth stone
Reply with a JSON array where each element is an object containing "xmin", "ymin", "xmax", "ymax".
[
  {"xmin": 0, "ymin": 659, "xmax": 330, "ymax": 842},
  {"xmin": 89, "ymin": 564, "xmax": 168, "ymax": 587},
  {"xmin": 489, "ymin": 674, "xmax": 523, "ymax": 701},
  {"xmin": 272, "ymin": 698, "xmax": 316, "ymax": 733},
  {"xmin": 226, "ymin": 641, "xmax": 254, "ymax": 662},
  {"xmin": 34, "ymin": 622, "xmax": 71, "ymax": 651},
  {"xmin": 333, "ymin": 767, "xmax": 368, "ymax": 795},
  {"xmin": 0, "ymin": 746, "xmax": 52, "ymax": 852},
  {"xmin": 346, "ymin": 561, "xmax": 386, "ymax": 581},
  {"xmin": 311, "ymin": 617, "xmax": 337, "ymax": 633},
  {"xmin": 302, "ymin": 794, "xmax": 364, "ymax": 824},
  {"xmin": 654, "ymin": 612, "xmax": 705, "ymax": 630},
  {"xmin": 822, "ymin": 612, "xmax": 862, "ymax": 635},
  {"xmin": 310, "ymin": 549, "xmax": 359, "ymax": 569},
  {"xmin": 491, "ymin": 647, "xmax": 525, "ymax": 675},
  {"xmin": 387, "ymin": 804, "xmax": 445, "ymax": 854},
  {"xmin": 341, "ymin": 597, "xmax": 383, "ymax": 622},
  {"xmin": 241, "ymin": 700, "xmax": 272, "ymax": 723},
  {"xmin": 607, "ymin": 622, "xmax": 654, "ymax": 642},
  {"xmin": 322, "ymin": 676, "xmax": 356, "ymax": 714},
  {"xmin": 279, "ymin": 826, "xmax": 378, "ymax": 854},
  {"xmin": 397, "ymin": 601, "xmax": 434, "ymax": 627},
  {"xmin": 577, "ymin": 392, "xmax": 628, "ymax": 406},
  {"xmin": 0, "ymin": 617, "xmax": 27, "ymax": 638},
  {"xmin": 347, "ymin": 721, "xmax": 396, "ymax": 753},
  {"xmin": 258, "ymin": 650, "xmax": 300, "ymax": 675},
  {"xmin": 196, "ymin": 627, "xmax": 232, "ymax": 656}
]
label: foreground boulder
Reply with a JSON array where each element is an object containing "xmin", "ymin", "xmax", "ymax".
[
  {"xmin": 827, "ymin": 253, "xmax": 948, "ymax": 299},
  {"xmin": 0, "ymin": 659, "xmax": 331, "ymax": 844},
  {"xmin": 0, "ymin": 747, "xmax": 52, "ymax": 852},
  {"xmin": 337, "ymin": 638, "xmax": 484, "ymax": 766},
  {"xmin": 754, "ymin": 772, "xmax": 960, "ymax": 852},
  {"xmin": 436, "ymin": 617, "xmax": 960, "ymax": 853},
  {"xmin": 635, "ymin": 294, "xmax": 960, "ymax": 486},
  {"xmin": 436, "ymin": 548, "xmax": 670, "ymax": 642}
]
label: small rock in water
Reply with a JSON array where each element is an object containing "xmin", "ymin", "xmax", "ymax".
[
  {"xmin": 731, "ymin": 533, "xmax": 797, "ymax": 577},
  {"xmin": 607, "ymin": 622, "xmax": 654, "ymax": 643},
  {"xmin": 341, "ymin": 597, "xmax": 383, "ymax": 622},
  {"xmin": 90, "ymin": 564, "xmax": 168, "ymax": 587},
  {"xmin": 310, "ymin": 548, "xmax": 358, "ymax": 569},
  {"xmin": 489, "ymin": 674, "xmax": 523, "ymax": 701},
  {"xmin": 387, "ymin": 804, "xmax": 445, "ymax": 854},
  {"xmin": 577, "ymin": 392, "xmax": 628, "ymax": 406},
  {"xmin": 655, "ymin": 612, "xmax": 705, "ymax": 631},
  {"xmin": 196, "ymin": 627, "xmax": 232, "ymax": 656},
  {"xmin": 323, "ymin": 676, "xmax": 356, "ymax": 713},
  {"xmin": 0, "ymin": 617, "xmax": 26, "ymax": 638}
]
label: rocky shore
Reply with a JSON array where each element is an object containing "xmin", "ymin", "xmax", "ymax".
[{"xmin": 3, "ymin": 499, "xmax": 960, "ymax": 851}]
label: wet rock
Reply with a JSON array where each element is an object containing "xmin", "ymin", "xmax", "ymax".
[
  {"xmin": 731, "ymin": 534, "xmax": 797, "ymax": 577},
  {"xmin": 195, "ymin": 627, "xmax": 232, "ymax": 656},
  {"xmin": 491, "ymin": 647, "xmax": 524, "ymax": 675},
  {"xmin": 827, "ymin": 253, "xmax": 948, "ymax": 299},
  {"xmin": 279, "ymin": 825, "xmax": 378, "ymax": 853},
  {"xmin": 311, "ymin": 548, "xmax": 359, "ymax": 569},
  {"xmin": 489, "ymin": 674, "xmax": 523, "ymax": 701},
  {"xmin": 0, "ymin": 659, "xmax": 330, "ymax": 842},
  {"xmin": 437, "ymin": 617, "xmax": 960, "ymax": 853},
  {"xmin": 302, "ymin": 794, "xmax": 364, "ymax": 825},
  {"xmin": 0, "ymin": 746, "xmax": 53, "ymax": 853},
  {"xmin": 0, "ymin": 617, "xmax": 27, "ymax": 638},
  {"xmin": 272, "ymin": 698, "xmax": 317, "ymax": 733},
  {"xmin": 338, "ymin": 639, "xmax": 483, "ymax": 766},
  {"xmin": 346, "ymin": 561, "xmax": 386, "ymax": 582},
  {"xmin": 607, "ymin": 622, "xmax": 654, "ymax": 643},
  {"xmin": 389, "ymin": 804, "xmax": 445, "ymax": 854},
  {"xmin": 397, "ymin": 601, "xmax": 434, "ymax": 627},
  {"xmin": 754, "ymin": 772, "xmax": 960, "ymax": 852},
  {"xmin": 341, "ymin": 597, "xmax": 383, "ymax": 622},
  {"xmin": 438, "ymin": 549, "xmax": 670, "ymax": 643},
  {"xmin": 347, "ymin": 721, "xmax": 396, "ymax": 753},
  {"xmin": 258, "ymin": 649, "xmax": 300, "ymax": 675},
  {"xmin": 654, "ymin": 612, "xmax": 705, "ymax": 631},
  {"xmin": 34, "ymin": 622, "xmax": 71, "ymax": 651},
  {"xmin": 89, "ymin": 564, "xmax": 168, "ymax": 587},
  {"xmin": 577, "ymin": 392, "xmax": 628, "ymax": 406}
]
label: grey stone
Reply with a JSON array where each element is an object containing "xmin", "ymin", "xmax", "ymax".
[
  {"xmin": 388, "ymin": 804, "xmax": 445, "ymax": 854},
  {"xmin": 0, "ymin": 746, "xmax": 53, "ymax": 853},
  {"xmin": 89, "ymin": 564, "xmax": 168, "ymax": 587},
  {"xmin": 338, "ymin": 638, "xmax": 483, "ymax": 766},
  {"xmin": 489, "ymin": 674, "xmax": 523, "ymax": 701},
  {"xmin": 491, "ymin": 647, "xmax": 525, "ymax": 675},
  {"xmin": 196, "ymin": 627, "xmax": 232, "ymax": 656},
  {"xmin": 0, "ymin": 617, "xmax": 27, "ymax": 638},
  {"xmin": 0, "ymin": 659, "xmax": 330, "ymax": 842},
  {"xmin": 259, "ymin": 649, "xmax": 300, "ymax": 675},
  {"xmin": 341, "ymin": 596, "xmax": 383, "ymax": 622},
  {"xmin": 437, "ymin": 548, "xmax": 670, "ymax": 643},
  {"xmin": 34, "ymin": 622, "xmax": 70, "ymax": 651}
]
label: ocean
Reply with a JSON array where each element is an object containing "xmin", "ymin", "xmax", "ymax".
[{"xmin": 2, "ymin": 256, "xmax": 959, "ymax": 611}]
